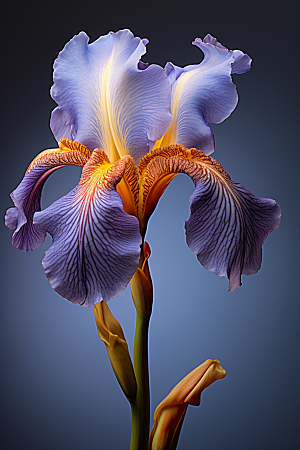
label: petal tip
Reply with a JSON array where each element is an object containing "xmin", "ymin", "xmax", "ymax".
[{"xmin": 5, "ymin": 207, "xmax": 19, "ymax": 232}]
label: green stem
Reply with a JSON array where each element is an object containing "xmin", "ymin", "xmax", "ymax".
[
  {"xmin": 130, "ymin": 308, "xmax": 150, "ymax": 450},
  {"xmin": 129, "ymin": 242, "xmax": 152, "ymax": 450}
]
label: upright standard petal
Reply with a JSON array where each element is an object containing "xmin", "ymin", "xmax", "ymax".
[
  {"xmin": 137, "ymin": 145, "xmax": 281, "ymax": 291},
  {"xmin": 33, "ymin": 149, "xmax": 142, "ymax": 306},
  {"xmin": 50, "ymin": 29, "xmax": 172, "ymax": 164},
  {"xmin": 5, "ymin": 139, "xmax": 90, "ymax": 251},
  {"xmin": 161, "ymin": 35, "xmax": 251, "ymax": 154}
]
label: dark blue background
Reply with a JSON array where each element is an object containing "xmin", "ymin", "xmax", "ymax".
[{"xmin": 1, "ymin": 1, "xmax": 299, "ymax": 449}]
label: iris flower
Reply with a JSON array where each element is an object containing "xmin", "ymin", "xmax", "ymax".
[{"xmin": 5, "ymin": 29, "xmax": 281, "ymax": 307}]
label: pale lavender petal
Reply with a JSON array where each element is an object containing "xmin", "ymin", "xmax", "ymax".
[
  {"xmin": 33, "ymin": 150, "xmax": 142, "ymax": 306},
  {"xmin": 232, "ymin": 50, "xmax": 252, "ymax": 74},
  {"xmin": 50, "ymin": 29, "xmax": 172, "ymax": 164},
  {"xmin": 164, "ymin": 62, "xmax": 185, "ymax": 86},
  {"xmin": 50, "ymin": 108, "xmax": 75, "ymax": 141},
  {"xmin": 202, "ymin": 34, "xmax": 227, "ymax": 48},
  {"xmin": 185, "ymin": 166, "xmax": 281, "ymax": 291},
  {"xmin": 162, "ymin": 35, "xmax": 252, "ymax": 154}
]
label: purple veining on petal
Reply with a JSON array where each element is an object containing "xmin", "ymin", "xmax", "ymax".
[
  {"xmin": 33, "ymin": 178, "xmax": 142, "ymax": 306},
  {"xmin": 185, "ymin": 172, "xmax": 281, "ymax": 291}
]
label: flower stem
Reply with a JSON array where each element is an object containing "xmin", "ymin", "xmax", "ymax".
[
  {"xmin": 130, "ymin": 242, "xmax": 152, "ymax": 450},
  {"xmin": 130, "ymin": 309, "xmax": 150, "ymax": 450}
]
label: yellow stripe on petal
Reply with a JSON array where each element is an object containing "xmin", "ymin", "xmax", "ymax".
[
  {"xmin": 152, "ymin": 135, "xmax": 165, "ymax": 151},
  {"xmin": 50, "ymin": 31, "xmax": 172, "ymax": 165},
  {"xmin": 91, "ymin": 52, "xmax": 128, "ymax": 163},
  {"xmin": 160, "ymin": 71, "xmax": 195, "ymax": 148}
]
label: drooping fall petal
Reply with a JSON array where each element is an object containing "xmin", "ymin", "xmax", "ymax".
[
  {"xmin": 149, "ymin": 360, "xmax": 226, "ymax": 450},
  {"xmin": 184, "ymin": 156, "xmax": 281, "ymax": 291},
  {"xmin": 138, "ymin": 145, "xmax": 281, "ymax": 291},
  {"xmin": 94, "ymin": 301, "xmax": 137, "ymax": 402},
  {"xmin": 50, "ymin": 29, "xmax": 172, "ymax": 164},
  {"xmin": 33, "ymin": 148, "xmax": 142, "ymax": 306},
  {"xmin": 4, "ymin": 139, "xmax": 90, "ymax": 251},
  {"xmin": 160, "ymin": 34, "xmax": 251, "ymax": 154}
]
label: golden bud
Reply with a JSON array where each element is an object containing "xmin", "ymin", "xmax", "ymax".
[
  {"xmin": 131, "ymin": 241, "xmax": 153, "ymax": 319},
  {"xmin": 149, "ymin": 359, "xmax": 226, "ymax": 450},
  {"xmin": 94, "ymin": 301, "xmax": 137, "ymax": 402}
]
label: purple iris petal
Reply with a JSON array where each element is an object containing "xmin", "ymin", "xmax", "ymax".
[
  {"xmin": 50, "ymin": 29, "xmax": 172, "ymax": 164},
  {"xmin": 164, "ymin": 34, "xmax": 251, "ymax": 154},
  {"xmin": 138, "ymin": 145, "xmax": 280, "ymax": 290},
  {"xmin": 33, "ymin": 151, "xmax": 142, "ymax": 306},
  {"xmin": 185, "ymin": 171, "xmax": 281, "ymax": 291},
  {"xmin": 6, "ymin": 165, "xmax": 60, "ymax": 251},
  {"xmin": 5, "ymin": 207, "xmax": 19, "ymax": 231},
  {"xmin": 231, "ymin": 50, "xmax": 252, "ymax": 74},
  {"xmin": 4, "ymin": 142, "xmax": 90, "ymax": 252}
]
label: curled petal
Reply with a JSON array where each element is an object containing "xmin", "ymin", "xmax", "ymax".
[
  {"xmin": 138, "ymin": 146, "xmax": 186, "ymax": 229},
  {"xmin": 149, "ymin": 360, "xmax": 226, "ymax": 450},
  {"xmin": 232, "ymin": 49, "xmax": 252, "ymax": 74},
  {"xmin": 33, "ymin": 149, "xmax": 142, "ymax": 306},
  {"xmin": 50, "ymin": 29, "xmax": 172, "ymax": 164},
  {"xmin": 161, "ymin": 34, "xmax": 251, "ymax": 154},
  {"xmin": 138, "ymin": 145, "xmax": 281, "ymax": 290},
  {"xmin": 5, "ymin": 139, "xmax": 90, "ymax": 251}
]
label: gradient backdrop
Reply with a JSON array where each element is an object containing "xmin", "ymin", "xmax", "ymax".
[{"xmin": 1, "ymin": 1, "xmax": 299, "ymax": 449}]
